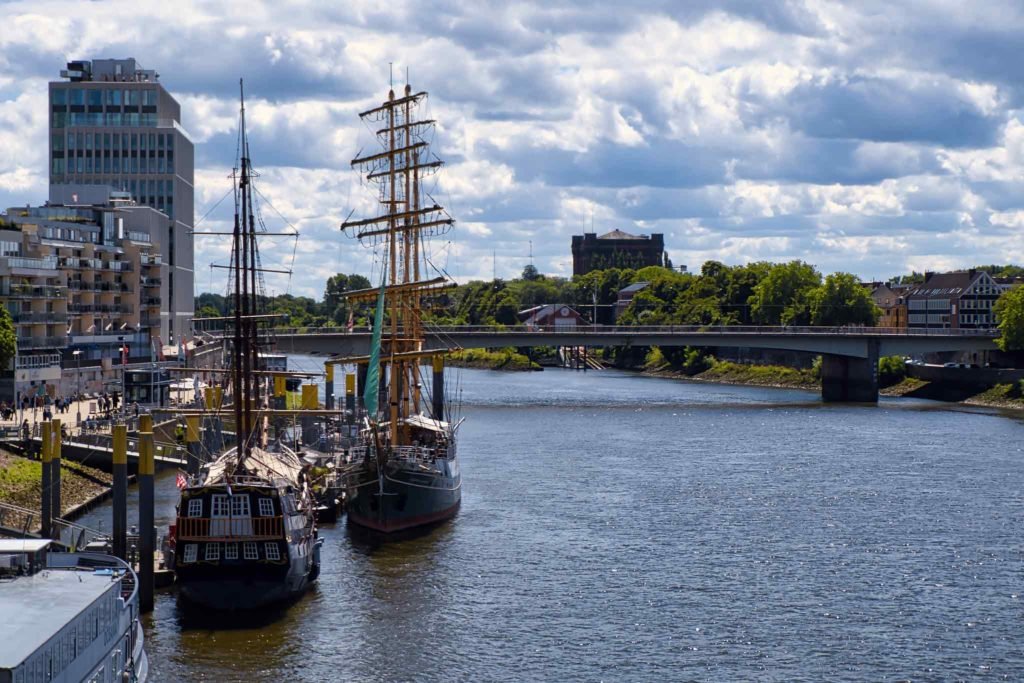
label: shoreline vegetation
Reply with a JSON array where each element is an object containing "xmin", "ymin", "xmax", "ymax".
[
  {"xmin": 448, "ymin": 348, "xmax": 541, "ymax": 371},
  {"xmin": 0, "ymin": 449, "xmax": 111, "ymax": 521}
]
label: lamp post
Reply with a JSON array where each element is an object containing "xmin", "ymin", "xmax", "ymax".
[{"xmin": 72, "ymin": 349, "xmax": 82, "ymax": 425}]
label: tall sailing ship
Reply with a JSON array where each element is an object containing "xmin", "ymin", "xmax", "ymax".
[
  {"xmin": 170, "ymin": 83, "xmax": 321, "ymax": 609},
  {"xmin": 338, "ymin": 82, "xmax": 463, "ymax": 533}
]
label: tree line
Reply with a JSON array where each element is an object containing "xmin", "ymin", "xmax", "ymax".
[{"xmin": 192, "ymin": 261, "xmax": 1024, "ymax": 351}]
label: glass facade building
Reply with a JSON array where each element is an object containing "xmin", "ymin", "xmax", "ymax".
[{"xmin": 48, "ymin": 59, "xmax": 194, "ymax": 344}]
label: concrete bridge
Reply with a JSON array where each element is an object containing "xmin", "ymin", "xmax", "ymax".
[{"xmin": 261, "ymin": 324, "xmax": 999, "ymax": 403}]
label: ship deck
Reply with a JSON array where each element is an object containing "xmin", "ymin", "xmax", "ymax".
[{"xmin": 0, "ymin": 568, "xmax": 116, "ymax": 670}]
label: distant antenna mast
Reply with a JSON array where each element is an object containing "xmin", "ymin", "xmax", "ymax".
[
  {"xmin": 493, "ymin": 249, "xmax": 496, "ymax": 281},
  {"xmin": 529, "ymin": 240, "xmax": 533, "ymax": 267}
]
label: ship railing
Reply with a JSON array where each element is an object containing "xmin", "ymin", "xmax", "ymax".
[
  {"xmin": 175, "ymin": 515, "xmax": 283, "ymax": 541},
  {"xmin": 390, "ymin": 445, "xmax": 442, "ymax": 463}
]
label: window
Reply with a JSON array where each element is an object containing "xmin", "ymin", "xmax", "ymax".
[
  {"xmin": 142, "ymin": 89, "xmax": 157, "ymax": 106},
  {"xmin": 205, "ymin": 543, "xmax": 220, "ymax": 561},
  {"xmin": 87, "ymin": 90, "xmax": 102, "ymax": 106},
  {"xmin": 231, "ymin": 495, "xmax": 250, "ymax": 517},
  {"xmin": 244, "ymin": 542, "xmax": 258, "ymax": 560},
  {"xmin": 258, "ymin": 498, "xmax": 275, "ymax": 516},
  {"xmin": 52, "ymin": 89, "xmax": 66, "ymax": 105},
  {"xmin": 211, "ymin": 494, "xmax": 230, "ymax": 517},
  {"xmin": 105, "ymin": 89, "xmax": 121, "ymax": 106},
  {"xmin": 187, "ymin": 498, "xmax": 202, "ymax": 517},
  {"xmin": 182, "ymin": 544, "xmax": 197, "ymax": 563},
  {"xmin": 70, "ymin": 89, "xmax": 84, "ymax": 105},
  {"xmin": 127, "ymin": 90, "xmax": 140, "ymax": 106},
  {"xmin": 224, "ymin": 543, "xmax": 238, "ymax": 560},
  {"xmin": 264, "ymin": 543, "xmax": 281, "ymax": 561}
]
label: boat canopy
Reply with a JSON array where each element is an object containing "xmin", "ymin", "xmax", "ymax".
[
  {"xmin": 403, "ymin": 414, "xmax": 450, "ymax": 433},
  {"xmin": 203, "ymin": 445, "xmax": 305, "ymax": 488}
]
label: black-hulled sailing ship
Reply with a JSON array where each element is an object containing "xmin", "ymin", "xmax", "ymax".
[
  {"xmin": 338, "ymin": 82, "xmax": 462, "ymax": 533},
  {"xmin": 171, "ymin": 83, "xmax": 320, "ymax": 608}
]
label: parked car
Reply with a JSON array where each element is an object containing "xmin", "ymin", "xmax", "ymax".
[{"xmin": 942, "ymin": 362, "xmax": 958, "ymax": 368}]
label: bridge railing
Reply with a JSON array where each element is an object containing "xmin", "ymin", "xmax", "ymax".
[{"xmin": 269, "ymin": 324, "xmax": 1000, "ymax": 338}]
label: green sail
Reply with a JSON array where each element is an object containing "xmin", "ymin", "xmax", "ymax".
[{"xmin": 363, "ymin": 270, "xmax": 387, "ymax": 418}]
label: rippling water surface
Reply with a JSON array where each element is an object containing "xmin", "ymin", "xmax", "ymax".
[{"xmin": 81, "ymin": 367, "xmax": 1024, "ymax": 681}]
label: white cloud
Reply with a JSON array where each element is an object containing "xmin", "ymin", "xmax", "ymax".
[{"xmin": 2, "ymin": 0, "xmax": 1024, "ymax": 293}]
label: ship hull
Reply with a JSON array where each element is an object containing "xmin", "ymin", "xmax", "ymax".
[
  {"xmin": 176, "ymin": 550, "xmax": 318, "ymax": 610},
  {"xmin": 347, "ymin": 458, "xmax": 461, "ymax": 533}
]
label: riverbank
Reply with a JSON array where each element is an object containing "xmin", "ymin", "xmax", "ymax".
[
  {"xmin": 448, "ymin": 348, "xmax": 541, "ymax": 371},
  {"xmin": 643, "ymin": 359, "xmax": 820, "ymax": 391},
  {"xmin": 0, "ymin": 449, "xmax": 111, "ymax": 519},
  {"xmin": 883, "ymin": 377, "xmax": 1024, "ymax": 411}
]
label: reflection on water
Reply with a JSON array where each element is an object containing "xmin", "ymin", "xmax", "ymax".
[{"xmin": 78, "ymin": 367, "xmax": 1024, "ymax": 681}]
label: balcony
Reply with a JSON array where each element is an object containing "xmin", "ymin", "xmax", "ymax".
[
  {"xmin": 176, "ymin": 516, "xmax": 283, "ymax": 542},
  {"xmin": 12, "ymin": 312, "xmax": 67, "ymax": 324},
  {"xmin": 143, "ymin": 296, "xmax": 161, "ymax": 307},
  {"xmin": 17, "ymin": 335, "xmax": 69, "ymax": 349},
  {"xmin": 68, "ymin": 303, "xmax": 94, "ymax": 314},
  {"xmin": 141, "ymin": 277, "xmax": 162, "ymax": 287},
  {"xmin": 5, "ymin": 285, "xmax": 67, "ymax": 299},
  {"xmin": 106, "ymin": 261, "xmax": 134, "ymax": 273},
  {"xmin": 140, "ymin": 316, "xmax": 161, "ymax": 327},
  {"xmin": 141, "ymin": 255, "xmax": 162, "ymax": 267},
  {"xmin": 9, "ymin": 256, "xmax": 58, "ymax": 271}
]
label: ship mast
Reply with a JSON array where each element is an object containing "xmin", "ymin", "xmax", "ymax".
[{"xmin": 342, "ymin": 82, "xmax": 455, "ymax": 447}]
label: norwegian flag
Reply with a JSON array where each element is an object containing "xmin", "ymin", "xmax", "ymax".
[
  {"xmin": 175, "ymin": 471, "xmax": 188, "ymax": 490},
  {"xmin": 346, "ymin": 307, "xmax": 354, "ymax": 333}
]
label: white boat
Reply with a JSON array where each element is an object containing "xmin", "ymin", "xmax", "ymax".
[{"xmin": 0, "ymin": 538, "xmax": 148, "ymax": 683}]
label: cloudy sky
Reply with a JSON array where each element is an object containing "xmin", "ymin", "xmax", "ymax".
[{"xmin": 2, "ymin": 0, "xmax": 1024, "ymax": 298}]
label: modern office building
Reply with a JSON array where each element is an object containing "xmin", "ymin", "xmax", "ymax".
[
  {"xmin": 0, "ymin": 193, "xmax": 167, "ymax": 400},
  {"xmin": 571, "ymin": 230, "xmax": 666, "ymax": 276},
  {"xmin": 48, "ymin": 58, "xmax": 193, "ymax": 344},
  {"xmin": 905, "ymin": 270, "xmax": 1001, "ymax": 330}
]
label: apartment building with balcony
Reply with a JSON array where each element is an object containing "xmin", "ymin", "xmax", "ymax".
[
  {"xmin": 0, "ymin": 195, "xmax": 167, "ymax": 400},
  {"xmin": 905, "ymin": 270, "xmax": 1002, "ymax": 331},
  {"xmin": 48, "ymin": 58, "xmax": 193, "ymax": 343}
]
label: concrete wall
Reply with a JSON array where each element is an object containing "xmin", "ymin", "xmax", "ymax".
[{"xmin": 908, "ymin": 364, "xmax": 1024, "ymax": 388}]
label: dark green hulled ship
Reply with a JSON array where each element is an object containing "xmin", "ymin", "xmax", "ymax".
[{"xmin": 337, "ymin": 82, "xmax": 463, "ymax": 534}]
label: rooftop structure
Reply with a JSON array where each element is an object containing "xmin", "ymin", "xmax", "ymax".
[
  {"xmin": 905, "ymin": 270, "xmax": 1001, "ymax": 331},
  {"xmin": 571, "ymin": 230, "xmax": 665, "ymax": 276},
  {"xmin": 49, "ymin": 58, "xmax": 193, "ymax": 343}
]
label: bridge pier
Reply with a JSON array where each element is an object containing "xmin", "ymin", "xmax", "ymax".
[{"xmin": 821, "ymin": 340, "xmax": 879, "ymax": 403}]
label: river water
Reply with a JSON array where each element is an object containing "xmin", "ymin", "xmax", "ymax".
[{"xmin": 79, "ymin": 366, "xmax": 1024, "ymax": 681}]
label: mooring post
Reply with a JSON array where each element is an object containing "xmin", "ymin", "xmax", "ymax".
[
  {"xmin": 40, "ymin": 421, "xmax": 52, "ymax": 540},
  {"xmin": 185, "ymin": 415, "xmax": 201, "ymax": 475},
  {"xmin": 432, "ymin": 356, "xmax": 445, "ymax": 421},
  {"xmin": 112, "ymin": 424, "xmax": 128, "ymax": 561},
  {"xmin": 345, "ymin": 373, "xmax": 356, "ymax": 428},
  {"xmin": 50, "ymin": 419, "xmax": 61, "ymax": 539},
  {"xmin": 325, "ymin": 363, "xmax": 335, "ymax": 410},
  {"xmin": 138, "ymin": 428, "xmax": 155, "ymax": 613}
]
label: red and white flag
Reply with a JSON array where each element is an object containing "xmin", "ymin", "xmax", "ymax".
[{"xmin": 175, "ymin": 471, "xmax": 188, "ymax": 490}]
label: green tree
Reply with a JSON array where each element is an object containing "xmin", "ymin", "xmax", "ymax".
[
  {"xmin": 994, "ymin": 286, "xmax": 1024, "ymax": 351},
  {"xmin": 750, "ymin": 261, "xmax": 821, "ymax": 325},
  {"xmin": 324, "ymin": 273, "xmax": 371, "ymax": 325},
  {"xmin": 521, "ymin": 264, "xmax": 541, "ymax": 281},
  {"xmin": 0, "ymin": 308, "xmax": 14, "ymax": 371},
  {"xmin": 808, "ymin": 272, "xmax": 880, "ymax": 326}
]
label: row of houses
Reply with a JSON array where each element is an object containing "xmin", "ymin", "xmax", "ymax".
[{"xmin": 871, "ymin": 269, "xmax": 1020, "ymax": 331}]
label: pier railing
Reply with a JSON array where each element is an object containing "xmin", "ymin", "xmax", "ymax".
[
  {"xmin": 0, "ymin": 501, "xmax": 36, "ymax": 536},
  {"xmin": 176, "ymin": 515, "xmax": 283, "ymax": 541}
]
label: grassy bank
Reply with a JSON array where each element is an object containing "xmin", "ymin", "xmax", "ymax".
[
  {"xmin": 448, "ymin": 348, "xmax": 541, "ymax": 371},
  {"xmin": 0, "ymin": 450, "xmax": 110, "ymax": 518},
  {"xmin": 644, "ymin": 353, "xmax": 820, "ymax": 390}
]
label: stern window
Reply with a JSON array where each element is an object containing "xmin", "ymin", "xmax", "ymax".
[
  {"xmin": 244, "ymin": 542, "xmax": 258, "ymax": 560},
  {"xmin": 187, "ymin": 498, "xmax": 202, "ymax": 517},
  {"xmin": 204, "ymin": 543, "xmax": 220, "ymax": 561},
  {"xmin": 183, "ymin": 544, "xmax": 197, "ymax": 563},
  {"xmin": 258, "ymin": 498, "xmax": 274, "ymax": 517},
  {"xmin": 264, "ymin": 543, "xmax": 281, "ymax": 561},
  {"xmin": 224, "ymin": 543, "xmax": 238, "ymax": 560}
]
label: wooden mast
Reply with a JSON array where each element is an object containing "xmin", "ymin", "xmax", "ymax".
[{"xmin": 342, "ymin": 81, "xmax": 456, "ymax": 447}]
